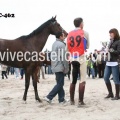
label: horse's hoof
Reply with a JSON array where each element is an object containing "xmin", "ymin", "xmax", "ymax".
[
  {"xmin": 36, "ymin": 100, "xmax": 42, "ymax": 103},
  {"xmin": 24, "ymin": 101, "xmax": 27, "ymax": 104},
  {"xmin": 23, "ymin": 96, "xmax": 26, "ymax": 101},
  {"xmin": 22, "ymin": 100, "xmax": 27, "ymax": 104},
  {"xmin": 36, "ymin": 98, "xmax": 42, "ymax": 103},
  {"xmin": 38, "ymin": 99, "xmax": 42, "ymax": 103},
  {"xmin": 40, "ymin": 99, "xmax": 42, "ymax": 103}
]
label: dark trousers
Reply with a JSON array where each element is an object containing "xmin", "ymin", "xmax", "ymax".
[
  {"xmin": 2, "ymin": 71, "xmax": 8, "ymax": 79},
  {"xmin": 71, "ymin": 61, "xmax": 80, "ymax": 84},
  {"xmin": 47, "ymin": 72, "xmax": 65, "ymax": 102},
  {"xmin": 10, "ymin": 67, "xmax": 14, "ymax": 75},
  {"xmin": 102, "ymin": 63, "xmax": 106, "ymax": 77},
  {"xmin": 20, "ymin": 68, "xmax": 25, "ymax": 79},
  {"xmin": 7, "ymin": 67, "xmax": 10, "ymax": 75},
  {"xmin": 98, "ymin": 63, "xmax": 105, "ymax": 78},
  {"xmin": 87, "ymin": 66, "xmax": 90, "ymax": 77},
  {"xmin": 45, "ymin": 66, "xmax": 47, "ymax": 74},
  {"xmin": 68, "ymin": 72, "xmax": 70, "ymax": 80},
  {"xmin": 94, "ymin": 64, "xmax": 98, "ymax": 77}
]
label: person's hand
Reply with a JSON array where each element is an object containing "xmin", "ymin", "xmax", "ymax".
[
  {"xmin": 109, "ymin": 48, "xmax": 115, "ymax": 53},
  {"xmin": 64, "ymin": 67, "xmax": 69, "ymax": 74}
]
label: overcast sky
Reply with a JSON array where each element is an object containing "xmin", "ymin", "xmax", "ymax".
[{"xmin": 0, "ymin": 0, "xmax": 120, "ymax": 52}]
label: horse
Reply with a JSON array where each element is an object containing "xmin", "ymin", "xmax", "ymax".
[{"xmin": 0, "ymin": 16, "xmax": 68, "ymax": 102}]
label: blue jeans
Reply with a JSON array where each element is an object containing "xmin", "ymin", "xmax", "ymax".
[
  {"xmin": 14, "ymin": 68, "xmax": 19, "ymax": 78},
  {"xmin": 47, "ymin": 72, "xmax": 65, "ymax": 102},
  {"xmin": 90, "ymin": 68, "xmax": 95, "ymax": 77},
  {"xmin": 104, "ymin": 65, "xmax": 120, "ymax": 84},
  {"xmin": 48, "ymin": 65, "xmax": 52, "ymax": 74}
]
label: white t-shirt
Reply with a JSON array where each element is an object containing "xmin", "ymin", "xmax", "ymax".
[{"xmin": 106, "ymin": 62, "xmax": 118, "ymax": 66}]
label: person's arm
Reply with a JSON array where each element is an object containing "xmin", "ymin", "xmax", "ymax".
[
  {"xmin": 92, "ymin": 56, "xmax": 97, "ymax": 63},
  {"xmin": 109, "ymin": 41, "xmax": 120, "ymax": 55},
  {"xmin": 84, "ymin": 31, "xmax": 90, "ymax": 49}
]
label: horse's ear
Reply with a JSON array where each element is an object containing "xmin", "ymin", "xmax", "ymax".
[{"xmin": 54, "ymin": 15, "xmax": 57, "ymax": 20}]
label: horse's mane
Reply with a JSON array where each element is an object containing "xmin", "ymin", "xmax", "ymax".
[{"xmin": 18, "ymin": 18, "xmax": 56, "ymax": 40}]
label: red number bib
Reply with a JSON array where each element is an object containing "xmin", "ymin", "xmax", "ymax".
[{"xmin": 67, "ymin": 29, "xmax": 84, "ymax": 56}]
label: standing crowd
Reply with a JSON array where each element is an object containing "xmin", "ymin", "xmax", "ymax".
[
  {"xmin": 86, "ymin": 50, "xmax": 107, "ymax": 79},
  {"xmin": 0, "ymin": 65, "xmax": 25, "ymax": 80}
]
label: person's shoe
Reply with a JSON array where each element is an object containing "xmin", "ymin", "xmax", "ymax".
[
  {"xmin": 111, "ymin": 96, "xmax": 119, "ymax": 100},
  {"xmin": 70, "ymin": 101, "xmax": 75, "ymax": 105},
  {"xmin": 111, "ymin": 84, "xmax": 120, "ymax": 100},
  {"xmin": 59, "ymin": 99, "xmax": 68, "ymax": 105},
  {"xmin": 44, "ymin": 97, "xmax": 52, "ymax": 104},
  {"xmin": 78, "ymin": 101, "xmax": 86, "ymax": 106},
  {"xmin": 15, "ymin": 77, "xmax": 19, "ymax": 79},
  {"xmin": 105, "ymin": 83, "xmax": 114, "ymax": 99},
  {"xmin": 105, "ymin": 93, "xmax": 114, "ymax": 98}
]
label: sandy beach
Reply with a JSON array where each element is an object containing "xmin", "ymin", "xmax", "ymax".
[{"xmin": 0, "ymin": 75, "xmax": 120, "ymax": 120}]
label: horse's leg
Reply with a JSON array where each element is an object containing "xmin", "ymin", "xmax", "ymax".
[
  {"xmin": 37, "ymin": 66, "xmax": 40, "ymax": 81},
  {"xmin": 23, "ymin": 70, "xmax": 30, "ymax": 101},
  {"xmin": 32, "ymin": 70, "xmax": 42, "ymax": 102}
]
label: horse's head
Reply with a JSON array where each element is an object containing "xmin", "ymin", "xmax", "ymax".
[{"xmin": 49, "ymin": 16, "xmax": 68, "ymax": 37}]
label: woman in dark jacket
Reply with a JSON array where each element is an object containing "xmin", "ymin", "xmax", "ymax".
[{"xmin": 104, "ymin": 28, "xmax": 120, "ymax": 100}]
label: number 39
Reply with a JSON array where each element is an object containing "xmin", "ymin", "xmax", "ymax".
[{"xmin": 69, "ymin": 35, "xmax": 81, "ymax": 47}]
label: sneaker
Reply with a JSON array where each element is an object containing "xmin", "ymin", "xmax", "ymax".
[
  {"xmin": 44, "ymin": 97, "xmax": 52, "ymax": 104},
  {"xmin": 59, "ymin": 99, "xmax": 68, "ymax": 105}
]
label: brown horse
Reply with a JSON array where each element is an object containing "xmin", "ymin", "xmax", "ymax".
[{"xmin": 0, "ymin": 16, "xmax": 68, "ymax": 102}]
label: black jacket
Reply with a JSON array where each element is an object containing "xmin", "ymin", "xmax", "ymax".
[{"xmin": 109, "ymin": 40, "xmax": 120, "ymax": 62}]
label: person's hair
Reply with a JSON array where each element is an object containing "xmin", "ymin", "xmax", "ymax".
[
  {"xmin": 109, "ymin": 28, "xmax": 120, "ymax": 40},
  {"xmin": 74, "ymin": 18, "xmax": 83, "ymax": 27},
  {"xmin": 56, "ymin": 32, "xmax": 63, "ymax": 39}
]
